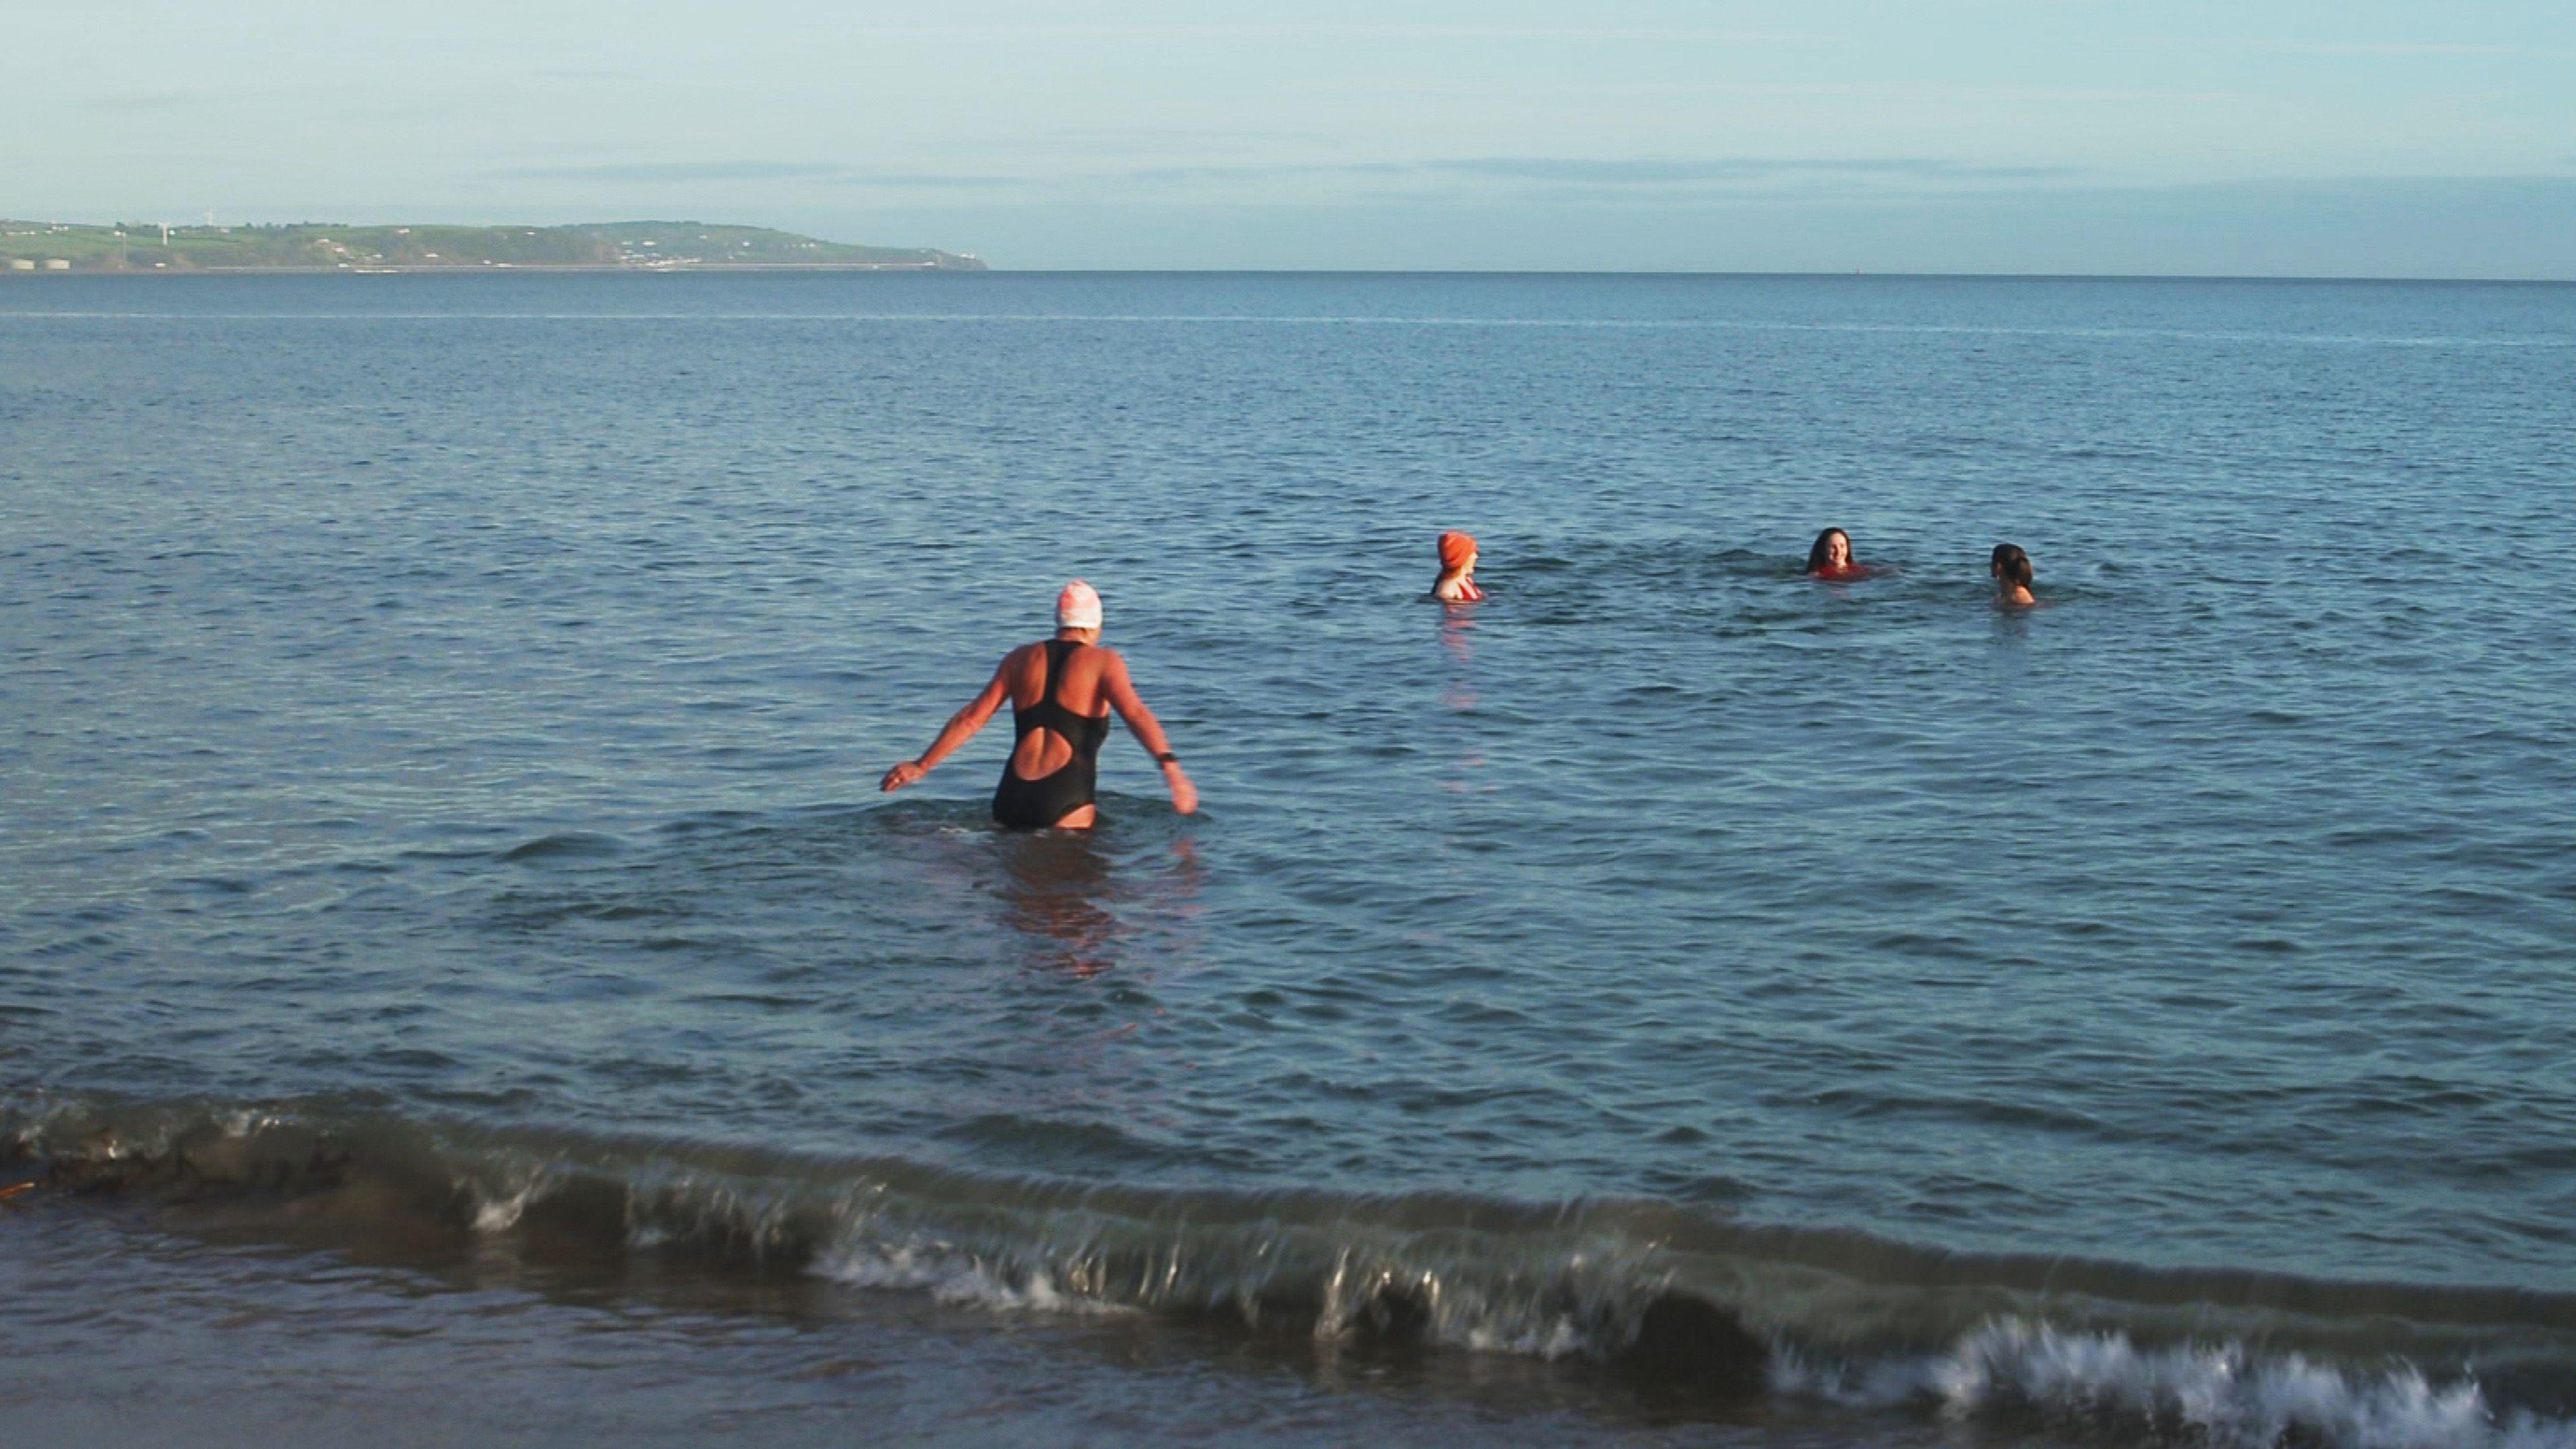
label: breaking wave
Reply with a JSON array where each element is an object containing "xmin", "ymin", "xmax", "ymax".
[{"xmin": 9, "ymin": 1091, "xmax": 2573, "ymax": 1446}]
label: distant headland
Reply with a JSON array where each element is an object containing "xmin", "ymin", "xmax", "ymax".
[{"xmin": 0, "ymin": 219, "xmax": 985, "ymax": 274}]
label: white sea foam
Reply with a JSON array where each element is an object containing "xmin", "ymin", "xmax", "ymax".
[
  {"xmin": 470, "ymin": 1177, "xmax": 541, "ymax": 1233},
  {"xmin": 219, "ymin": 1108, "xmax": 286, "ymax": 1138},
  {"xmin": 1457, "ymin": 1314, "xmax": 1591, "ymax": 1360},
  {"xmin": 812, "ymin": 1238, "xmax": 1134, "ymax": 1316},
  {"xmin": 1775, "ymin": 1318, "xmax": 2576, "ymax": 1449}
]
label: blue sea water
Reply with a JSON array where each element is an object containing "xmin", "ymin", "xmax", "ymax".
[{"xmin": 3, "ymin": 272, "xmax": 2575, "ymax": 1447}]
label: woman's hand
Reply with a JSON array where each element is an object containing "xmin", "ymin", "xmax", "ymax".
[
  {"xmin": 1164, "ymin": 761, "xmax": 1198, "ymax": 816},
  {"xmin": 880, "ymin": 759, "xmax": 927, "ymax": 792}
]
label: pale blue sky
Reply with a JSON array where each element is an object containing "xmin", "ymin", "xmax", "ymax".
[{"xmin": 10, "ymin": 0, "xmax": 2574, "ymax": 273}]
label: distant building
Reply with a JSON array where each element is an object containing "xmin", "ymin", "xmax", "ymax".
[{"xmin": 42, "ymin": 259, "xmax": 71, "ymax": 270}]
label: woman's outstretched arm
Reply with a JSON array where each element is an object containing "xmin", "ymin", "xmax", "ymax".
[
  {"xmin": 1102, "ymin": 653, "xmax": 1197, "ymax": 816},
  {"xmin": 880, "ymin": 652, "xmax": 1015, "ymax": 792}
]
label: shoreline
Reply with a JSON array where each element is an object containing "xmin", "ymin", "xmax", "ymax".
[
  {"xmin": 0, "ymin": 262, "xmax": 979, "ymax": 277},
  {"xmin": 13, "ymin": 267, "xmax": 2576, "ymax": 284}
]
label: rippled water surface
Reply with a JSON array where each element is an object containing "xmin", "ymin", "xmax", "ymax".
[{"xmin": 5, "ymin": 273, "xmax": 2575, "ymax": 1446}]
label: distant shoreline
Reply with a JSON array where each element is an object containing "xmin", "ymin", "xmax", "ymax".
[
  {"xmin": 1, "ymin": 262, "xmax": 977, "ymax": 277},
  {"xmin": 14, "ymin": 266, "xmax": 2575, "ymax": 284},
  {"xmin": 0, "ymin": 219, "xmax": 983, "ymax": 274}
]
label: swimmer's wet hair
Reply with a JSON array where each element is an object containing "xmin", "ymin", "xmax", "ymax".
[
  {"xmin": 1805, "ymin": 529, "xmax": 1850, "ymax": 574},
  {"xmin": 1991, "ymin": 543, "xmax": 2033, "ymax": 588}
]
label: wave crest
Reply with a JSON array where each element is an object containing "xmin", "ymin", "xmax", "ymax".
[
  {"xmin": 9, "ymin": 1091, "xmax": 2576, "ymax": 1441},
  {"xmin": 1924, "ymin": 1319, "xmax": 2576, "ymax": 1449}
]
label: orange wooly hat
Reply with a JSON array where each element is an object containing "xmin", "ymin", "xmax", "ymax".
[{"xmin": 1438, "ymin": 531, "xmax": 1477, "ymax": 572}]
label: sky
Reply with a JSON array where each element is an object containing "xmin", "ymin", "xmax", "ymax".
[{"xmin": 8, "ymin": 0, "xmax": 2575, "ymax": 274}]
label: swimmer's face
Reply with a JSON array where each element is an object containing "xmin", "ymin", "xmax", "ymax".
[
  {"xmin": 1823, "ymin": 533, "xmax": 1850, "ymax": 568},
  {"xmin": 1463, "ymin": 548, "xmax": 1478, "ymax": 573}
]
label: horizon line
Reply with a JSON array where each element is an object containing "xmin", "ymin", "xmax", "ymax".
[{"xmin": 11, "ymin": 266, "xmax": 2573, "ymax": 285}]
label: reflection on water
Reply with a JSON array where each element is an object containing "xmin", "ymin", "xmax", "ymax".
[
  {"xmin": 1436, "ymin": 608, "xmax": 1487, "ymax": 793},
  {"xmin": 1438, "ymin": 605, "xmax": 1481, "ymax": 712},
  {"xmin": 992, "ymin": 828, "xmax": 1124, "ymax": 978},
  {"xmin": 964, "ymin": 820, "xmax": 1216, "ymax": 1147},
  {"xmin": 983, "ymin": 821, "xmax": 1207, "ymax": 981}
]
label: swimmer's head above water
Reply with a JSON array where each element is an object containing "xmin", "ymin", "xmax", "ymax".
[
  {"xmin": 1990, "ymin": 544, "xmax": 2036, "ymax": 606},
  {"xmin": 1806, "ymin": 528, "xmax": 1863, "ymax": 578},
  {"xmin": 1055, "ymin": 578, "xmax": 1103, "ymax": 637},
  {"xmin": 1434, "ymin": 531, "xmax": 1485, "ymax": 603}
]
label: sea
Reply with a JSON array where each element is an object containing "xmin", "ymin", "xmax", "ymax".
[{"xmin": 3, "ymin": 271, "xmax": 2573, "ymax": 1448}]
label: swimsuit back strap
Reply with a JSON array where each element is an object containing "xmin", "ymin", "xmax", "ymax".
[{"xmin": 1041, "ymin": 639, "xmax": 1081, "ymax": 707}]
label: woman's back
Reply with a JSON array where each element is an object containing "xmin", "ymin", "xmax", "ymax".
[
  {"xmin": 1004, "ymin": 639, "xmax": 1113, "ymax": 785},
  {"xmin": 1004, "ymin": 639, "xmax": 1112, "ymax": 718}
]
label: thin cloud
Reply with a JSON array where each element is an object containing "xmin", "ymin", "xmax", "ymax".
[
  {"xmin": 501, "ymin": 162, "xmax": 1021, "ymax": 188},
  {"xmin": 1038, "ymin": 126, "xmax": 1344, "ymax": 150},
  {"xmin": 78, "ymin": 91, "xmax": 203, "ymax": 111},
  {"xmin": 2232, "ymin": 40, "xmax": 2555, "ymax": 57},
  {"xmin": 1120, "ymin": 156, "xmax": 2081, "ymax": 188},
  {"xmin": 1424, "ymin": 157, "xmax": 2081, "ymax": 184},
  {"xmin": 511, "ymin": 162, "xmax": 850, "ymax": 182},
  {"xmin": 1291, "ymin": 77, "xmax": 2251, "ymax": 105},
  {"xmin": 1128, "ymin": 162, "xmax": 1413, "ymax": 183},
  {"xmin": 498, "ymin": 154, "xmax": 2085, "ymax": 200},
  {"xmin": 833, "ymin": 174, "xmax": 1026, "ymax": 190},
  {"xmin": 862, "ymin": 23, "xmax": 1827, "ymax": 44}
]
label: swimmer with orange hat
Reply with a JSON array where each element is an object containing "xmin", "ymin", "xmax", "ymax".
[
  {"xmin": 1433, "ymin": 531, "xmax": 1485, "ymax": 603},
  {"xmin": 880, "ymin": 580, "xmax": 1197, "ymax": 829}
]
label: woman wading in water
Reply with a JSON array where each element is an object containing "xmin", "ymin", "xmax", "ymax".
[{"xmin": 880, "ymin": 581, "xmax": 1197, "ymax": 828}]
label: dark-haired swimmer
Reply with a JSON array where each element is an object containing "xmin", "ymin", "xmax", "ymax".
[
  {"xmin": 1804, "ymin": 528, "xmax": 1873, "ymax": 581},
  {"xmin": 879, "ymin": 580, "xmax": 1197, "ymax": 828},
  {"xmin": 1434, "ymin": 531, "xmax": 1485, "ymax": 602},
  {"xmin": 1991, "ymin": 543, "xmax": 2037, "ymax": 607}
]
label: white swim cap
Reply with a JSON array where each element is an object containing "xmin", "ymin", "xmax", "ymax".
[{"xmin": 1055, "ymin": 580, "xmax": 1102, "ymax": 631}]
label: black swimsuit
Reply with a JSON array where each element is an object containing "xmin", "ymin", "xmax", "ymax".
[{"xmin": 991, "ymin": 640, "xmax": 1112, "ymax": 828}]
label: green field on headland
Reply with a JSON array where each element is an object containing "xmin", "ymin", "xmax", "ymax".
[{"xmin": 0, "ymin": 220, "xmax": 983, "ymax": 272}]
